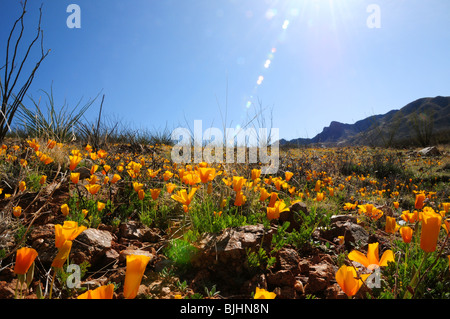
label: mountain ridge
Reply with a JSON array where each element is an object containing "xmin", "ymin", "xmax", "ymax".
[{"xmin": 280, "ymin": 96, "xmax": 450, "ymax": 147}]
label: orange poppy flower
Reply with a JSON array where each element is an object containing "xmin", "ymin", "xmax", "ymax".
[
  {"xmin": 123, "ymin": 254, "xmax": 151, "ymax": 299},
  {"xmin": 259, "ymin": 188, "xmax": 270, "ymax": 201},
  {"xmin": 61, "ymin": 204, "xmax": 70, "ymax": 216},
  {"xmin": 285, "ymin": 171, "xmax": 293, "ymax": 182},
  {"xmin": 85, "ymin": 184, "xmax": 101, "ymax": 195},
  {"xmin": 77, "ymin": 284, "xmax": 115, "ymax": 299},
  {"xmin": 70, "ymin": 172, "xmax": 80, "ymax": 184},
  {"xmin": 335, "ymin": 265, "xmax": 369, "ymax": 297},
  {"xmin": 251, "ymin": 169, "xmax": 261, "ymax": 181},
  {"xmin": 234, "ymin": 191, "xmax": 246, "ymax": 207},
  {"xmin": 39, "ymin": 175, "xmax": 47, "ymax": 185},
  {"xmin": 69, "ymin": 155, "xmax": 83, "ymax": 171},
  {"xmin": 400, "ymin": 226, "xmax": 413, "ymax": 244},
  {"xmin": 165, "ymin": 183, "xmax": 176, "ymax": 194},
  {"xmin": 14, "ymin": 247, "xmax": 38, "ymax": 275},
  {"xmin": 385, "ymin": 216, "xmax": 400, "ymax": 234},
  {"xmin": 348, "ymin": 242, "xmax": 394, "ymax": 270},
  {"xmin": 254, "ymin": 287, "xmax": 276, "ymax": 299},
  {"xmin": 13, "ymin": 206, "xmax": 22, "ymax": 217},
  {"xmin": 267, "ymin": 200, "xmax": 289, "ymax": 220},
  {"xmin": 51, "ymin": 240, "xmax": 73, "ymax": 268},
  {"xmin": 415, "ymin": 193, "xmax": 426, "ymax": 210},
  {"xmin": 19, "ymin": 181, "xmax": 26, "ymax": 192},
  {"xmin": 150, "ymin": 189, "xmax": 161, "ymax": 200},
  {"xmin": 111, "ymin": 174, "xmax": 121, "ymax": 184},
  {"xmin": 138, "ymin": 189, "xmax": 145, "ymax": 201},
  {"xmin": 171, "ymin": 188, "xmax": 197, "ymax": 207},
  {"xmin": 420, "ymin": 210, "xmax": 442, "ymax": 253},
  {"xmin": 54, "ymin": 221, "xmax": 87, "ymax": 248}
]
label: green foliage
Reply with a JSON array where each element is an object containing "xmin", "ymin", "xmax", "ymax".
[
  {"xmin": 65, "ymin": 194, "xmax": 112, "ymax": 228},
  {"xmin": 25, "ymin": 172, "xmax": 43, "ymax": 192},
  {"xmin": 165, "ymin": 238, "xmax": 198, "ymax": 267},
  {"xmin": 340, "ymin": 152, "xmax": 413, "ymax": 181},
  {"xmin": 246, "ymin": 247, "xmax": 276, "ymax": 271},
  {"xmin": 377, "ymin": 240, "xmax": 450, "ymax": 299},
  {"xmin": 204, "ymin": 284, "xmax": 220, "ymax": 298},
  {"xmin": 14, "ymin": 223, "xmax": 28, "ymax": 244},
  {"xmin": 139, "ymin": 202, "xmax": 171, "ymax": 230},
  {"xmin": 56, "ymin": 261, "xmax": 91, "ymax": 298},
  {"xmin": 187, "ymin": 195, "xmax": 262, "ymax": 235}
]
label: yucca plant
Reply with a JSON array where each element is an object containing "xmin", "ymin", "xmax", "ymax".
[{"xmin": 17, "ymin": 85, "xmax": 98, "ymax": 143}]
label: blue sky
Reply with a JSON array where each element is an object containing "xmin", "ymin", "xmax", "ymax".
[{"xmin": 1, "ymin": 0, "xmax": 449, "ymax": 141}]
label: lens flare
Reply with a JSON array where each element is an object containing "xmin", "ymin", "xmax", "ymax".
[{"xmin": 256, "ymin": 75, "xmax": 264, "ymax": 85}]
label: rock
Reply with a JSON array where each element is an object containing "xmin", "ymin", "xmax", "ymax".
[
  {"xmin": 119, "ymin": 221, "xmax": 162, "ymax": 242},
  {"xmin": 320, "ymin": 220, "xmax": 369, "ymax": 250},
  {"xmin": 266, "ymin": 269, "xmax": 296, "ymax": 287},
  {"xmin": 298, "ymin": 259, "xmax": 310, "ymax": 274},
  {"xmin": 30, "ymin": 224, "xmax": 57, "ymax": 266},
  {"xmin": 275, "ymin": 248, "xmax": 300, "ymax": 273},
  {"xmin": 76, "ymin": 228, "xmax": 114, "ymax": 250},
  {"xmin": 305, "ymin": 262, "xmax": 335, "ymax": 294},
  {"xmin": 279, "ymin": 202, "xmax": 307, "ymax": 231},
  {"xmin": 241, "ymin": 273, "xmax": 267, "ymax": 295},
  {"xmin": 71, "ymin": 228, "xmax": 115, "ymax": 267},
  {"xmin": 0, "ymin": 230, "xmax": 16, "ymax": 253},
  {"xmin": 119, "ymin": 248, "xmax": 154, "ymax": 263},
  {"xmin": 273, "ymin": 286, "xmax": 296, "ymax": 299},
  {"xmin": 73, "ymin": 166, "xmax": 91, "ymax": 180},
  {"xmin": 330, "ymin": 215, "xmax": 357, "ymax": 224},
  {"xmin": 343, "ymin": 222, "xmax": 369, "ymax": 249},
  {"xmin": 136, "ymin": 284, "xmax": 150, "ymax": 298},
  {"xmin": 324, "ymin": 283, "xmax": 341, "ymax": 299},
  {"xmin": 160, "ymin": 286, "xmax": 171, "ymax": 296},
  {"xmin": 288, "ymin": 201, "xmax": 308, "ymax": 215},
  {"xmin": 0, "ymin": 281, "xmax": 15, "ymax": 299},
  {"xmin": 294, "ymin": 280, "xmax": 305, "ymax": 295},
  {"xmin": 29, "ymin": 223, "xmax": 55, "ymax": 242},
  {"xmin": 194, "ymin": 224, "xmax": 271, "ymax": 268},
  {"xmin": 103, "ymin": 248, "xmax": 120, "ymax": 265},
  {"xmin": 417, "ymin": 146, "xmax": 441, "ymax": 156},
  {"xmin": 0, "ymin": 267, "xmax": 14, "ymax": 282}
]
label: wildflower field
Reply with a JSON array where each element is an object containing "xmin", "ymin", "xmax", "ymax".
[{"xmin": 0, "ymin": 138, "xmax": 449, "ymax": 300}]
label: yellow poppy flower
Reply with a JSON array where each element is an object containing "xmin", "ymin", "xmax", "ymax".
[
  {"xmin": 254, "ymin": 287, "xmax": 276, "ymax": 299},
  {"xmin": 77, "ymin": 284, "xmax": 115, "ymax": 299},
  {"xmin": 420, "ymin": 210, "xmax": 442, "ymax": 253},
  {"xmin": 335, "ymin": 265, "xmax": 369, "ymax": 297},
  {"xmin": 123, "ymin": 254, "xmax": 151, "ymax": 299},
  {"xmin": 348, "ymin": 242, "xmax": 394, "ymax": 270},
  {"xmin": 14, "ymin": 247, "xmax": 38, "ymax": 275}
]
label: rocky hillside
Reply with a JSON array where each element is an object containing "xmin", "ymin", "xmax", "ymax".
[{"xmin": 280, "ymin": 96, "xmax": 450, "ymax": 147}]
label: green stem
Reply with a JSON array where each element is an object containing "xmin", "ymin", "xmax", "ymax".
[
  {"xmin": 14, "ymin": 276, "xmax": 20, "ymax": 299},
  {"xmin": 49, "ymin": 269, "xmax": 56, "ymax": 299},
  {"xmin": 412, "ymin": 231, "xmax": 450, "ymax": 299},
  {"xmin": 403, "ymin": 251, "xmax": 428, "ymax": 299}
]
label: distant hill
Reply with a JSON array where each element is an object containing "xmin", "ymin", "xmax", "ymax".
[{"xmin": 280, "ymin": 96, "xmax": 450, "ymax": 147}]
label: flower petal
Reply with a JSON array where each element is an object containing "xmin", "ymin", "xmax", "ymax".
[
  {"xmin": 379, "ymin": 250, "xmax": 395, "ymax": 267},
  {"xmin": 348, "ymin": 250, "xmax": 370, "ymax": 268}
]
